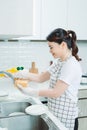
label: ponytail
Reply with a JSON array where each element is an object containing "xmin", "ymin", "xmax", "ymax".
[{"xmin": 67, "ymin": 30, "xmax": 81, "ymax": 61}]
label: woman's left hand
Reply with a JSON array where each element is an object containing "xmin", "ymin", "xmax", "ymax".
[
  {"xmin": 14, "ymin": 79, "xmax": 29, "ymax": 88},
  {"xmin": 14, "ymin": 80, "xmax": 39, "ymax": 97}
]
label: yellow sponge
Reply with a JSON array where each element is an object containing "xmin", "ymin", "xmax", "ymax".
[
  {"xmin": 0, "ymin": 67, "xmax": 19, "ymax": 77},
  {"xmin": 7, "ymin": 67, "xmax": 18, "ymax": 73}
]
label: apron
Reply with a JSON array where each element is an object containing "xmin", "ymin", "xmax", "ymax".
[{"xmin": 47, "ymin": 59, "xmax": 77, "ymax": 130}]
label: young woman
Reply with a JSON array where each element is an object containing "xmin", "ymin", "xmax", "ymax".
[{"xmin": 14, "ymin": 28, "xmax": 82, "ymax": 130}]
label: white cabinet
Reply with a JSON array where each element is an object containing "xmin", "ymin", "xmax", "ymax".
[
  {"xmin": 0, "ymin": 0, "xmax": 33, "ymax": 37},
  {"xmin": 0, "ymin": 0, "xmax": 41, "ymax": 39},
  {"xmin": 41, "ymin": 0, "xmax": 67, "ymax": 40},
  {"xmin": 78, "ymin": 98, "xmax": 87, "ymax": 117},
  {"xmin": 67, "ymin": 0, "xmax": 87, "ymax": 40},
  {"xmin": 78, "ymin": 118, "xmax": 87, "ymax": 130},
  {"xmin": 0, "ymin": 0, "xmax": 86, "ymax": 40},
  {"xmin": 78, "ymin": 89, "xmax": 87, "ymax": 116},
  {"xmin": 78, "ymin": 89, "xmax": 87, "ymax": 98},
  {"xmin": 78, "ymin": 89, "xmax": 87, "ymax": 130},
  {"xmin": 41, "ymin": 0, "xmax": 87, "ymax": 40}
]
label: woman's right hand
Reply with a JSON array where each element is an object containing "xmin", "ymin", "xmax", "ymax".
[
  {"xmin": 14, "ymin": 80, "xmax": 39, "ymax": 97},
  {"xmin": 13, "ymin": 69, "xmax": 31, "ymax": 80}
]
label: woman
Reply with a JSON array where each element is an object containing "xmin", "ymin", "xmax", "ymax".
[{"xmin": 14, "ymin": 28, "xmax": 82, "ymax": 130}]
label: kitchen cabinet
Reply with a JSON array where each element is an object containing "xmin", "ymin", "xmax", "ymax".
[
  {"xmin": 41, "ymin": 0, "xmax": 87, "ymax": 40},
  {"xmin": 78, "ymin": 89, "xmax": 87, "ymax": 98},
  {"xmin": 78, "ymin": 118, "xmax": 87, "ymax": 130},
  {"xmin": 78, "ymin": 98, "xmax": 87, "ymax": 117},
  {"xmin": 41, "ymin": 0, "xmax": 67, "ymax": 40},
  {"xmin": 78, "ymin": 89, "xmax": 87, "ymax": 130},
  {"xmin": 67, "ymin": 0, "xmax": 87, "ymax": 40},
  {"xmin": 0, "ymin": 0, "xmax": 41, "ymax": 40},
  {"xmin": 0, "ymin": 0, "xmax": 86, "ymax": 40}
]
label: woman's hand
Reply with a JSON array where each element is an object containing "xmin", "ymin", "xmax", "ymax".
[
  {"xmin": 14, "ymin": 79, "xmax": 29, "ymax": 88},
  {"xmin": 14, "ymin": 79, "xmax": 39, "ymax": 97},
  {"xmin": 13, "ymin": 69, "xmax": 30, "ymax": 79}
]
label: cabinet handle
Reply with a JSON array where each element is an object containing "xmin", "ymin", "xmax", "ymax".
[
  {"xmin": 78, "ymin": 116, "xmax": 87, "ymax": 119},
  {"xmin": 79, "ymin": 97, "xmax": 87, "ymax": 100}
]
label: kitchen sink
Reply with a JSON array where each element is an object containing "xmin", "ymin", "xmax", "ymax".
[
  {"xmin": 0, "ymin": 100, "xmax": 49, "ymax": 130},
  {"xmin": 0, "ymin": 115, "xmax": 49, "ymax": 130},
  {"xmin": 0, "ymin": 99, "xmax": 68, "ymax": 130},
  {"xmin": 0, "ymin": 101, "xmax": 31, "ymax": 117}
]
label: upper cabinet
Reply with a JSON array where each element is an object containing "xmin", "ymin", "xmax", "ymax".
[
  {"xmin": 0, "ymin": 0, "xmax": 87, "ymax": 40},
  {"xmin": 67, "ymin": 0, "xmax": 87, "ymax": 40},
  {"xmin": 0, "ymin": 0, "xmax": 41, "ymax": 39},
  {"xmin": 41, "ymin": 0, "xmax": 67, "ymax": 40},
  {"xmin": 40, "ymin": 0, "xmax": 87, "ymax": 40}
]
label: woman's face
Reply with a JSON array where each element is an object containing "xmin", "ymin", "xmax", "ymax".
[{"xmin": 48, "ymin": 42, "xmax": 63, "ymax": 59}]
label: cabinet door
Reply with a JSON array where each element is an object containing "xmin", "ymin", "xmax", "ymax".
[
  {"xmin": 41, "ymin": 0, "xmax": 67, "ymax": 40},
  {"xmin": 78, "ymin": 98, "xmax": 87, "ymax": 117},
  {"xmin": 78, "ymin": 89, "xmax": 87, "ymax": 98},
  {"xmin": 78, "ymin": 118, "xmax": 87, "ymax": 130},
  {"xmin": 67, "ymin": 0, "xmax": 87, "ymax": 40},
  {"xmin": 0, "ymin": 0, "xmax": 33, "ymax": 38}
]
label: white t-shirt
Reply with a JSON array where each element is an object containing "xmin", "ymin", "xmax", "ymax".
[
  {"xmin": 59, "ymin": 56, "xmax": 82, "ymax": 102},
  {"xmin": 48, "ymin": 56, "xmax": 82, "ymax": 102}
]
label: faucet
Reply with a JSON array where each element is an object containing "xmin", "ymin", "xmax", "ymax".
[{"xmin": 0, "ymin": 71, "xmax": 14, "ymax": 83}]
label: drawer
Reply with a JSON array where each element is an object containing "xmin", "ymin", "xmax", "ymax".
[
  {"xmin": 78, "ymin": 89, "xmax": 87, "ymax": 98},
  {"xmin": 78, "ymin": 98, "xmax": 87, "ymax": 117},
  {"xmin": 78, "ymin": 117, "xmax": 87, "ymax": 130}
]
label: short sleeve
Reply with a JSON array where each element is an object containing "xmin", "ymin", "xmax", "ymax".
[{"xmin": 58, "ymin": 59, "xmax": 82, "ymax": 85}]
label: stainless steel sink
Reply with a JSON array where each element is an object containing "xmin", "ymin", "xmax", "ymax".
[
  {"xmin": 0, "ymin": 100, "xmax": 49, "ymax": 130},
  {"xmin": 0, "ymin": 99, "xmax": 68, "ymax": 130},
  {"xmin": 0, "ymin": 115, "xmax": 49, "ymax": 130},
  {"xmin": 0, "ymin": 101, "xmax": 31, "ymax": 117}
]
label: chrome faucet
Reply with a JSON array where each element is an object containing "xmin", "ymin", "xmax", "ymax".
[{"xmin": 0, "ymin": 71, "xmax": 14, "ymax": 83}]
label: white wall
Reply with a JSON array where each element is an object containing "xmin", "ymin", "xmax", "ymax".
[{"xmin": 77, "ymin": 41, "xmax": 87, "ymax": 75}]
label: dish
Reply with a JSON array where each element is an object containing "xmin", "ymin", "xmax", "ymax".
[
  {"xmin": 9, "ymin": 112, "xmax": 25, "ymax": 116},
  {"xmin": 25, "ymin": 104, "xmax": 48, "ymax": 116},
  {"xmin": 0, "ymin": 91, "xmax": 8, "ymax": 101},
  {"xmin": 0, "ymin": 91, "xmax": 8, "ymax": 97}
]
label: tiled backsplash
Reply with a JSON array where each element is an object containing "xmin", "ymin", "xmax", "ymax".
[
  {"xmin": 0, "ymin": 40, "xmax": 87, "ymax": 74},
  {"xmin": 0, "ymin": 41, "xmax": 53, "ymax": 73},
  {"xmin": 77, "ymin": 41, "xmax": 87, "ymax": 74}
]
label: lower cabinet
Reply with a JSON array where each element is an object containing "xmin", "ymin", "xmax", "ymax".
[
  {"xmin": 78, "ymin": 117, "xmax": 87, "ymax": 130},
  {"xmin": 78, "ymin": 89, "xmax": 87, "ymax": 130},
  {"xmin": 78, "ymin": 98, "xmax": 87, "ymax": 117},
  {"xmin": 78, "ymin": 89, "xmax": 87, "ymax": 98}
]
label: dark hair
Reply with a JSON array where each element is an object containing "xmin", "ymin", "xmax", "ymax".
[{"xmin": 46, "ymin": 28, "xmax": 81, "ymax": 61}]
